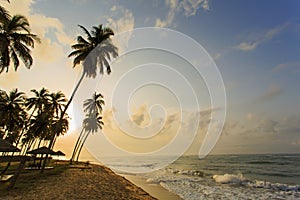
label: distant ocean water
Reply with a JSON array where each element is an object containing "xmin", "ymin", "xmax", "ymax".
[{"xmin": 106, "ymin": 154, "xmax": 300, "ymax": 200}]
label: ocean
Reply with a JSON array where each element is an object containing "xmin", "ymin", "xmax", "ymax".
[{"xmin": 105, "ymin": 154, "xmax": 300, "ymax": 200}]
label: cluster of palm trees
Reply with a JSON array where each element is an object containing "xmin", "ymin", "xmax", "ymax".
[
  {"xmin": 0, "ymin": 0, "xmax": 118, "ymax": 170},
  {"xmin": 0, "ymin": 88, "xmax": 68, "ymax": 153}
]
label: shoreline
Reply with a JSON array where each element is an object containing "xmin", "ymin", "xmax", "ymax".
[{"xmin": 123, "ymin": 174, "xmax": 183, "ymax": 200}]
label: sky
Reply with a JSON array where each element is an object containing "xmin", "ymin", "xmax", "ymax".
[{"xmin": 1, "ymin": 0, "xmax": 300, "ymax": 159}]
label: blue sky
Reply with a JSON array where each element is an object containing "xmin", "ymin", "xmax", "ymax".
[{"xmin": 2, "ymin": 0, "xmax": 300, "ymax": 156}]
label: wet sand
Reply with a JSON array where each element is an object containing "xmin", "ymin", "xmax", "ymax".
[{"xmin": 124, "ymin": 174, "xmax": 183, "ymax": 200}]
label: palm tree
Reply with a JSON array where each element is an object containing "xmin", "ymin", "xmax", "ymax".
[
  {"xmin": 0, "ymin": 88, "xmax": 26, "ymax": 143},
  {"xmin": 42, "ymin": 24, "xmax": 117, "ymax": 171},
  {"xmin": 0, "ymin": 14, "xmax": 40, "ymax": 73},
  {"xmin": 0, "ymin": 1, "xmax": 10, "ymax": 23},
  {"xmin": 16, "ymin": 88, "xmax": 51, "ymax": 147},
  {"xmin": 48, "ymin": 91, "xmax": 67, "ymax": 117},
  {"xmin": 23, "ymin": 89, "xmax": 67, "ymax": 149},
  {"xmin": 75, "ymin": 112, "xmax": 103, "ymax": 162},
  {"xmin": 26, "ymin": 88, "xmax": 51, "ymax": 115},
  {"xmin": 62, "ymin": 24, "xmax": 117, "ymax": 119},
  {"xmin": 83, "ymin": 92, "xmax": 104, "ymax": 114},
  {"xmin": 71, "ymin": 92, "xmax": 104, "ymax": 163},
  {"xmin": 20, "ymin": 89, "xmax": 67, "ymax": 153}
]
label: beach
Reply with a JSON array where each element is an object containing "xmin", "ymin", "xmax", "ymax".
[{"xmin": 1, "ymin": 162, "xmax": 163, "ymax": 200}]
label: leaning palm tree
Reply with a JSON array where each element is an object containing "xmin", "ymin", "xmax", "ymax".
[
  {"xmin": 63, "ymin": 24, "xmax": 117, "ymax": 116},
  {"xmin": 75, "ymin": 112, "xmax": 103, "ymax": 162},
  {"xmin": 70, "ymin": 92, "xmax": 104, "ymax": 163},
  {"xmin": 60, "ymin": 24, "xmax": 117, "ymax": 119},
  {"xmin": 0, "ymin": 14, "xmax": 40, "ymax": 73},
  {"xmin": 43, "ymin": 24, "xmax": 117, "ymax": 171}
]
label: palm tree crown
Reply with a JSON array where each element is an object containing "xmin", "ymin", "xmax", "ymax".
[
  {"xmin": 68, "ymin": 24, "xmax": 118, "ymax": 78},
  {"xmin": 83, "ymin": 92, "xmax": 104, "ymax": 114},
  {"xmin": 0, "ymin": 14, "xmax": 40, "ymax": 73}
]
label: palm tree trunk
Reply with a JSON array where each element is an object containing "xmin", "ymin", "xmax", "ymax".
[
  {"xmin": 75, "ymin": 131, "xmax": 90, "ymax": 162},
  {"xmin": 61, "ymin": 71, "xmax": 86, "ymax": 122},
  {"xmin": 70, "ymin": 127, "xmax": 85, "ymax": 164},
  {"xmin": 15, "ymin": 108, "xmax": 36, "ymax": 147},
  {"xmin": 41, "ymin": 71, "xmax": 86, "ymax": 173}
]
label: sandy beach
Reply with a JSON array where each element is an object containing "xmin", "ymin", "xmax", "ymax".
[
  {"xmin": 0, "ymin": 163, "xmax": 180, "ymax": 200},
  {"xmin": 1, "ymin": 162, "xmax": 160, "ymax": 200}
]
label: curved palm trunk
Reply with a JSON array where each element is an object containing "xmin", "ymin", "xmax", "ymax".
[
  {"xmin": 41, "ymin": 71, "xmax": 86, "ymax": 173},
  {"xmin": 75, "ymin": 131, "xmax": 90, "ymax": 162},
  {"xmin": 70, "ymin": 127, "xmax": 85, "ymax": 164}
]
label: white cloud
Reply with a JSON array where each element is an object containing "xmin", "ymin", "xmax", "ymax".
[
  {"xmin": 236, "ymin": 23, "xmax": 289, "ymax": 51},
  {"xmin": 180, "ymin": 0, "xmax": 210, "ymax": 16},
  {"xmin": 105, "ymin": 5, "xmax": 135, "ymax": 54},
  {"xmin": 236, "ymin": 42, "xmax": 259, "ymax": 51},
  {"xmin": 3, "ymin": 0, "xmax": 73, "ymax": 64},
  {"xmin": 1, "ymin": 1, "xmax": 77, "ymax": 100},
  {"xmin": 212, "ymin": 53, "xmax": 221, "ymax": 60},
  {"xmin": 155, "ymin": 0, "xmax": 210, "ymax": 27}
]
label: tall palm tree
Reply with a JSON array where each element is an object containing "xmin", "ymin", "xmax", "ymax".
[
  {"xmin": 0, "ymin": 14, "xmax": 40, "ymax": 73},
  {"xmin": 17, "ymin": 88, "xmax": 51, "ymax": 146},
  {"xmin": 26, "ymin": 88, "xmax": 50, "ymax": 116},
  {"xmin": 0, "ymin": 88, "xmax": 26, "ymax": 143},
  {"xmin": 48, "ymin": 91, "xmax": 67, "ymax": 117},
  {"xmin": 75, "ymin": 112, "xmax": 103, "ymax": 162},
  {"xmin": 62, "ymin": 24, "xmax": 117, "ymax": 119},
  {"xmin": 43, "ymin": 24, "xmax": 117, "ymax": 171},
  {"xmin": 71, "ymin": 92, "xmax": 104, "ymax": 163}
]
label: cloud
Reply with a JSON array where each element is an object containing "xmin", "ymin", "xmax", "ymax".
[
  {"xmin": 96, "ymin": 105, "xmax": 222, "ymax": 154},
  {"xmin": 155, "ymin": 0, "xmax": 177, "ymax": 28},
  {"xmin": 3, "ymin": 0, "xmax": 73, "ymax": 64},
  {"xmin": 272, "ymin": 61, "xmax": 300, "ymax": 72},
  {"xmin": 1, "ymin": 0, "xmax": 77, "ymax": 94},
  {"xmin": 155, "ymin": 0, "xmax": 210, "ymax": 27},
  {"xmin": 236, "ymin": 23, "xmax": 289, "ymax": 51},
  {"xmin": 180, "ymin": 0, "xmax": 210, "ymax": 16},
  {"xmin": 213, "ymin": 115, "xmax": 300, "ymax": 154},
  {"xmin": 212, "ymin": 53, "xmax": 221, "ymax": 60},
  {"xmin": 106, "ymin": 5, "xmax": 134, "ymax": 34},
  {"xmin": 131, "ymin": 104, "xmax": 150, "ymax": 126},
  {"xmin": 256, "ymin": 84, "xmax": 282, "ymax": 103},
  {"xmin": 257, "ymin": 119, "xmax": 279, "ymax": 133},
  {"xmin": 104, "ymin": 5, "xmax": 135, "ymax": 54},
  {"xmin": 246, "ymin": 112, "xmax": 254, "ymax": 121}
]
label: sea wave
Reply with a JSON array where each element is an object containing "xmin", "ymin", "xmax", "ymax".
[
  {"xmin": 164, "ymin": 168, "xmax": 204, "ymax": 177},
  {"xmin": 213, "ymin": 173, "xmax": 246, "ymax": 184},
  {"xmin": 213, "ymin": 173, "xmax": 300, "ymax": 192}
]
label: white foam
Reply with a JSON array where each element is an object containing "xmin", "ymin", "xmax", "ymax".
[
  {"xmin": 213, "ymin": 173, "xmax": 246, "ymax": 184},
  {"xmin": 142, "ymin": 171, "xmax": 300, "ymax": 200}
]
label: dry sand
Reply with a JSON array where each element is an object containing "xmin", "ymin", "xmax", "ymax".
[{"xmin": 1, "ymin": 163, "xmax": 157, "ymax": 200}]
